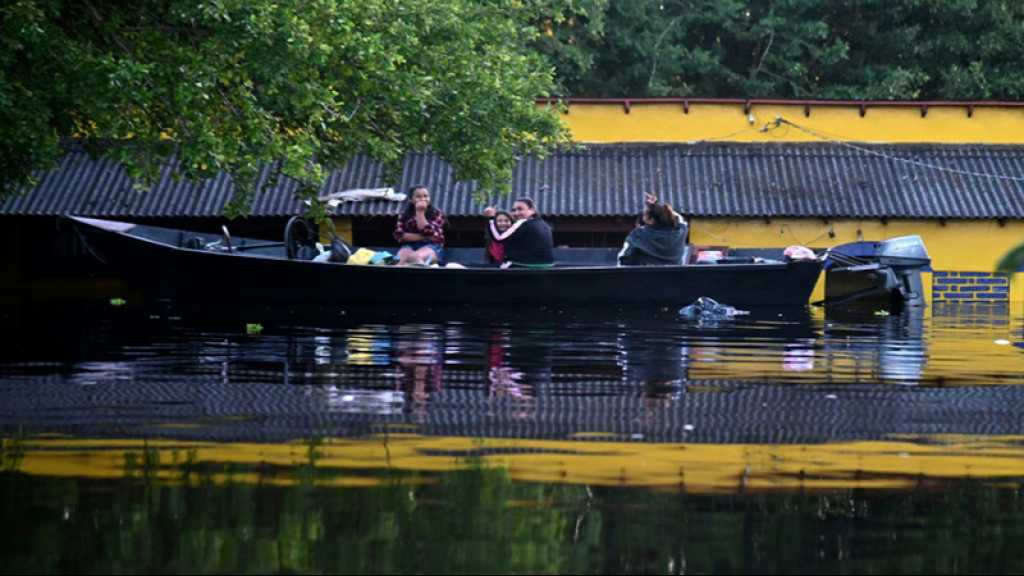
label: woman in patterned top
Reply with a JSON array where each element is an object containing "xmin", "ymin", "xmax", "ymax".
[{"xmin": 394, "ymin": 186, "xmax": 446, "ymax": 265}]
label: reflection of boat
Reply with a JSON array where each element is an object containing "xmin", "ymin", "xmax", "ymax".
[
  {"xmin": 70, "ymin": 216, "xmax": 823, "ymax": 308},
  {"xmin": 822, "ymin": 307, "xmax": 929, "ymax": 383},
  {"xmin": 5, "ymin": 302, "xmax": 1024, "ymax": 493}
]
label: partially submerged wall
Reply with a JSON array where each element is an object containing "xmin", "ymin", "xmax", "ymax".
[{"xmin": 689, "ymin": 217, "xmax": 1024, "ymax": 303}]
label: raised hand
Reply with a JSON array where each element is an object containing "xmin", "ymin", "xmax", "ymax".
[{"xmin": 414, "ymin": 199, "xmax": 430, "ymax": 230}]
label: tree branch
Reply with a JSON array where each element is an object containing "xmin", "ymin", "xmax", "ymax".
[
  {"xmin": 82, "ymin": 0, "xmax": 132, "ymax": 55},
  {"xmin": 648, "ymin": 16, "xmax": 681, "ymax": 90},
  {"xmin": 753, "ymin": 28, "xmax": 775, "ymax": 79}
]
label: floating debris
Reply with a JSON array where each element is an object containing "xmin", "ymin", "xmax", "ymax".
[{"xmin": 678, "ymin": 297, "xmax": 749, "ymax": 320}]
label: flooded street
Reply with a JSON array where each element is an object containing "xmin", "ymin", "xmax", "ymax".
[{"xmin": 2, "ymin": 300, "xmax": 1024, "ymax": 573}]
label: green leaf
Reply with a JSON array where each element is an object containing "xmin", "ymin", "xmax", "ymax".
[
  {"xmin": 2, "ymin": 0, "xmax": 573, "ymax": 214},
  {"xmin": 995, "ymin": 243, "xmax": 1024, "ymax": 276}
]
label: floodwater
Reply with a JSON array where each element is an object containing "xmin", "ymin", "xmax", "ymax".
[{"xmin": 2, "ymin": 299, "xmax": 1024, "ymax": 574}]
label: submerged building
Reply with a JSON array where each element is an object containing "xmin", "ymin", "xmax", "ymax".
[{"xmin": 2, "ymin": 99, "xmax": 1023, "ymax": 304}]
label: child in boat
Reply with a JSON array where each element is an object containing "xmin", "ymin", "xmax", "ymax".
[
  {"xmin": 394, "ymin": 186, "xmax": 446, "ymax": 266},
  {"xmin": 617, "ymin": 193, "xmax": 688, "ymax": 266},
  {"xmin": 484, "ymin": 210, "xmax": 513, "ymax": 265},
  {"xmin": 488, "ymin": 198, "xmax": 555, "ymax": 267}
]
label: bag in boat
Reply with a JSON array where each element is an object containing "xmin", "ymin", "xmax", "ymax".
[{"xmin": 784, "ymin": 245, "xmax": 817, "ymax": 261}]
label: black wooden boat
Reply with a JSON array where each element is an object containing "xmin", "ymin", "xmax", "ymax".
[{"xmin": 70, "ymin": 216, "xmax": 824, "ymax": 308}]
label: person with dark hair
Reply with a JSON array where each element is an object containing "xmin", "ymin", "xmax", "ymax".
[
  {"xmin": 488, "ymin": 197, "xmax": 554, "ymax": 267},
  {"xmin": 394, "ymin": 186, "xmax": 446, "ymax": 265},
  {"xmin": 484, "ymin": 210, "xmax": 514, "ymax": 265},
  {"xmin": 617, "ymin": 193, "xmax": 689, "ymax": 266}
]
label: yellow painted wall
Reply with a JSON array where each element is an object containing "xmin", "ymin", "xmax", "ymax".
[
  {"xmin": 319, "ymin": 217, "xmax": 353, "ymax": 244},
  {"xmin": 550, "ymin": 102, "xmax": 1024, "ymax": 304},
  {"xmin": 689, "ymin": 218, "xmax": 1024, "ymax": 303},
  {"xmin": 553, "ymin": 102, "xmax": 1024, "ymax": 145}
]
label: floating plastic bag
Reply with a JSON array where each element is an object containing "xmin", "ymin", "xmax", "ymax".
[{"xmin": 678, "ymin": 296, "xmax": 749, "ymax": 320}]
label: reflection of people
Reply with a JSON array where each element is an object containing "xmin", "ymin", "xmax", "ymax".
[
  {"xmin": 394, "ymin": 186, "xmax": 446, "ymax": 266},
  {"xmin": 488, "ymin": 198, "xmax": 554, "ymax": 267},
  {"xmin": 484, "ymin": 329, "xmax": 534, "ymax": 421},
  {"xmin": 486, "ymin": 330, "xmax": 531, "ymax": 400},
  {"xmin": 783, "ymin": 340, "xmax": 816, "ymax": 372},
  {"xmin": 619, "ymin": 327, "xmax": 689, "ymax": 393},
  {"xmin": 617, "ymin": 193, "xmax": 688, "ymax": 266},
  {"xmin": 396, "ymin": 332, "xmax": 444, "ymax": 419}
]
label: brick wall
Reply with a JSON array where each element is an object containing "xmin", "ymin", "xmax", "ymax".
[{"xmin": 932, "ymin": 271, "xmax": 1010, "ymax": 302}]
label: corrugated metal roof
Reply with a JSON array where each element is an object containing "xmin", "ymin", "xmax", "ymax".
[{"xmin": 4, "ymin": 142, "xmax": 1024, "ymax": 219}]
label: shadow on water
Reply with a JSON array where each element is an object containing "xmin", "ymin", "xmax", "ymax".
[{"xmin": 3, "ymin": 297, "xmax": 1024, "ymax": 573}]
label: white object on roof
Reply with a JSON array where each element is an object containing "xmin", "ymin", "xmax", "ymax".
[{"xmin": 317, "ymin": 187, "xmax": 406, "ymax": 207}]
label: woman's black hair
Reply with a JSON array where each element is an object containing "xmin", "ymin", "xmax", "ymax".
[
  {"xmin": 493, "ymin": 210, "xmax": 513, "ymax": 224},
  {"xmin": 402, "ymin": 185, "xmax": 439, "ymax": 221},
  {"xmin": 514, "ymin": 196, "xmax": 540, "ymax": 219},
  {"xmin": 645, "ymin": 201, "xmax": 679, "ymax": 229}
]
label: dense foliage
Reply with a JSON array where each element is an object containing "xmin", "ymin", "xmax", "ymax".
[
  {"xmin": 5, "ymin": 0, "xmax": 1024, "ymax": 216},
  {"xmin": 545, "ymin": 0, "xmax": 1024, "ymax": 101},
  {"xmin": 0, "ymin": 0, "xmax": 573, "ymax": 215}
]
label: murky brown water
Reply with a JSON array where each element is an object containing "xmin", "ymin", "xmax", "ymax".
[{"xmin": 1, "ymin": 300, "xmax": 1023, "ymax": 573}]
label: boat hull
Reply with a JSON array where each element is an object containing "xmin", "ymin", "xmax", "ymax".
[{"xmin": 72, "ymin": 217, "xmax": 823, "ymax": 309}]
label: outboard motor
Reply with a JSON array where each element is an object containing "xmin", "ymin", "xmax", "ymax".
[{"xmin": 824, "ymin": 235, "xmax": 932, "ymax": 312}]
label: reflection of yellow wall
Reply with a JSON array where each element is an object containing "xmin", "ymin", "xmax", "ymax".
[
  {"xmin": 688, "ymin": 326, "xmax": 1024, "ymax": 387},
  {"xmin": 552, "ymin": 101, "xmax": 1024, "ymax": 145},
  {"xmin": 10, "ymin": 434, "xmax": 1024, "ymax": 494},
  {"xmin": 689, "ymin": 218, "xmax": 1024, "ymax": 303},
  {"xmin": 688, "ymin": 302, "xmax": 1023, "ymax": 385}
]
